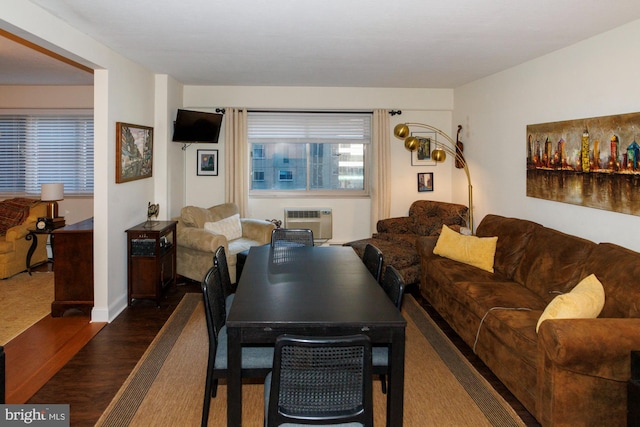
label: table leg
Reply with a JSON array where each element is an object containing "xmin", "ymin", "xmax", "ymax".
[
  {"xmin": 25, "ymin": 232, "xmax": 38, "ymax": 275},
  {"xmin": 387, "ymin": 328, "xmax": 405, "ymax": 427},
  {"xmin": 227, "ymin": 327, "xmax": 242, "ymax": 426}
]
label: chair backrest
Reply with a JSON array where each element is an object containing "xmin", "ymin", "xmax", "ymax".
[
  {"xmin": 201, "ymin": 264, "xmax": 226, "ymax": 344},
  {"xmin": 271, "ymin": 228, "xmax": 314, "ymax": 248},
  {"xmin": 267, "ymin": 334, "xmax": 373, "ymax": 427},
  {"xmin": 362, "ymin": 244, "xmax": 383, "ymax": 283},
  {"xmin": 380, "ymin": 265, "xmax": 405, "ymax": 309},
  {"xmin": 213, "ymin": 246, "xmax": 232, "ymax": 296}
]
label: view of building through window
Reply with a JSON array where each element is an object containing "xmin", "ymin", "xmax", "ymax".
[{"xmin": 248, "ymin": 112, "xmax": 369, "ymax": 194}]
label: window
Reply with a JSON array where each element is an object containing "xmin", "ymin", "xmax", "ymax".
[
  {"xmin": 0, "ymin": 113, "xmax": 94, "ymax": 196},
  {"xmin": 253, "ymin": 171, "xmax": 265, "ymax": 181},
  {"xmin": 278, "ymin": 170, "xmax": 293, "ymax": 181},
  {"xmin": 248, "ymin": 112, "xmax": 370, "ymax": 195}
]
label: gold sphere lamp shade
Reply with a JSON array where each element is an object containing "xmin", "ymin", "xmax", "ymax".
[
  {"xmin": 404, "ymin": 136, "xmax": 419, "ymax": 151},
  {"xmin": 41, "ymin": 183, "xmax": 64, "ymax": 219},
  {"xmin": 393, "ymin": 123, "xmax": 411, "ymax": 139},
  {"xmin": 392, "ymin": 122, "xmax": 473, "ymax": 232}
]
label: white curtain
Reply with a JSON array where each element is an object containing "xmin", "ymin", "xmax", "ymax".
[
  {"xmin": 224, "ymin": 108, "xmax": 248, "ymax": 217},
  {"xmin": 371, "ymin": 109, "xmax": 391, "ymax": 233}
]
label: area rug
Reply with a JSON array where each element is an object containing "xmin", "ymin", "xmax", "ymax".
[
  {"xmin": 0, "ymin": 271, "xmax": 54, "ymax": 345},
  {"xmin": 97, "ymin": 293, "xmax": 526, "ymax": 427}
]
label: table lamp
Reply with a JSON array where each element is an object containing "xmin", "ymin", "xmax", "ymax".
[{"xmin": 41, "ymin": 183, "xmax": 64, "ymax": 219}]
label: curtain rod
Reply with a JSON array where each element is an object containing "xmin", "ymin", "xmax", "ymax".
[{"xmin": 247, "ymin": 109, "xmax": 373, "ymax": 114}]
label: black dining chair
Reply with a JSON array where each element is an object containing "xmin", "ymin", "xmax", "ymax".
[
  {"xmin": 264, "ymin": 334, "xmax": 374, "ymax": 427},
  {"xmin": 270, "ymin": 228, "xmax": 314, "ymax": 248},
  {"xmin": 201, "ymin": 263, "xmax": 273, "ymax": 427},
  {"xmin": 362, "ymin": 243, "xmax": 383, "ymax": 283},
  {"xmin": 373, "ymin": 265, "xmax": 405, "ymax": 394},
  {"xmin": 213, "ymin": 245, "xmax": 235, "ymax": 312}
]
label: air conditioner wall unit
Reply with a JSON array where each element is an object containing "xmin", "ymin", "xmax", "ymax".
[{"xmin": 284, "ymin": 208, "xmax": 332, "ymax": 240}]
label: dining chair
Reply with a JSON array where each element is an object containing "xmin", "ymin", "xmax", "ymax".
[
  {"xmin": 362, "ymin": 243, "xmax": 383, "ymax": 283},
  {"xmin": 264, "ymin": 334, "xmax": 374, "ymax": 427},
  {"xmin": 373, "ymin": 265, "xmax": 405, "ymax": 394},
  {"xmin": 270, "ymin": 228, "xmax": 314, "ymax": 248},
  {"xmin": 201, "ymin": 263, "xmax": 273, "ymax": 427},
  {"xmin": 213, "ymin": 245, "xmax": 235, "ymax": 311}
]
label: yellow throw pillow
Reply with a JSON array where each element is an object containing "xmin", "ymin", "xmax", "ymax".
[
  {"xmin": 433, "ymin": 224, "xmax": 498, "ymax": 273},
  {"xmin": 204, "ymin": 213, "xmax": 242, "ymax": 241},
  {"xmin": 536, "ymin": 274, "xmax": 605, "ymax": 333}
]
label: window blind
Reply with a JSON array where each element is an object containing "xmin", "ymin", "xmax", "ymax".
[
  {"xmin": 248, "ymin": 112, "xmax": 371, "ymax": 144},
  {"xmin": 0, "ymin": 114, "xmax": 94, "ymax": 195}
]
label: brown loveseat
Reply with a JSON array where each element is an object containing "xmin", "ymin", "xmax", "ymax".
[
  {"xmin": 416, "ymin": 214, "xmax": 640, "ymax": 426},
  {"xmin": 344, "ymin": 200, "xmax": 468, "ymax": 285}
]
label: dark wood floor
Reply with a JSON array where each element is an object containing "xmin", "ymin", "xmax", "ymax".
[{"xmin": 25, "ymin": 280, "xmax": 539, "ymax": 427}]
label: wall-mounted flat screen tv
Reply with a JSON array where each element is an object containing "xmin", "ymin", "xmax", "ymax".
[{"xmin": 172, "ymin": 109, "xmax": 223, "ymax": 143}]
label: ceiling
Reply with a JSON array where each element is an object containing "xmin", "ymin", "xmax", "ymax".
[{"xmin": 4, "ymin": 0, "xmax": 640, "ymax": 87}]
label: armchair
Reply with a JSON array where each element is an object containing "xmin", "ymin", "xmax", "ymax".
[
  {"xmin": 0, "ymin": 199, "xmax": 48, "ymax": 279},
  {"xmin": 344, "ymin": 200, "xmax": 468, "ymax": 286},
  {"xmin": 173, "ymin": 203, "xmax": 274, "ymax": 283}
]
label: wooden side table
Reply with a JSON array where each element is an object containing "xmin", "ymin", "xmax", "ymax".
[{"xmin": 125, "ymin": 221, "xmax": 177, "ymax": 306}]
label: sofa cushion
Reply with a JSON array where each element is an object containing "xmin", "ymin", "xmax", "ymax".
[
  {"xmin": 475, "ymin": 214, "xmax": 539, "ymax": 279},
  {"xmin": 181, "ymin": 203, "xmax": 240, "ymax": 229},
  {"xmin": 513, "ymin": 225, "xmax": 596, "ymax": 302},
  {"xmin": 433, "ymin": 225, "xmax": 498, "ymax": 273},
  {"xmin": 409, "ymin": 200, "xmax": 468, "ymax": 236},
  {"xmin": 581, "ymin": 243, "xmax": 640, "ymax": 318},
  {"xmin": 181, "ymin": 206, "xmax": 214, "ymax": 228},
  {"xmin": 536, "ymin": 273, "xmax": 605, "ymax": 333},
  {"xmin": 204, "ymin": 213, "xmax": 242, "ymax": 241}
]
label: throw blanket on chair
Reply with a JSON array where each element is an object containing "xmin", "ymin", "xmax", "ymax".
[{"xmin": 0, "ymin": 198, "xmax": 39, "ymax": 236}]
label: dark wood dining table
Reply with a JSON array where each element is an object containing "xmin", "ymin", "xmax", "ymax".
[{"xmin": 226, "ymin": 244, "xmax": 406, "ymax": 426}]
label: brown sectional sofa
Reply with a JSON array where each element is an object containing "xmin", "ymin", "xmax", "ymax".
[
  {"xmin": 344, "ymin": 200, "xmax": 468, "ymax": 285},
  {"xmin": 416, "ymin": 214, "xmax": 640, "ymax": 426}
]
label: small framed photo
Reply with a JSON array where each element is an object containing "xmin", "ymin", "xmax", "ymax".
[
  {"xmin": 116, "ymin": 122, "xmax": 153, "ymax": 183},
  {"xmin": 417, "ymin": 172, "xmax": 434, "ymax": 192},
  {"xmin": 411, "ymin": 134, "xmax": 436, "ymax": 166},
  {"xmin": 197, "ymin": 149, "xmax": 218, "ymax": 176}
]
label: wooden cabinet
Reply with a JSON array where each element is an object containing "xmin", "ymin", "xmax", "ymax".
[
  {"xmin": 126, "ymin": 221, "xmax": 177, "ymax": 306},
  {"xmin": 51, "ymin": 218, "xmax": 94, "ymax": 317}
]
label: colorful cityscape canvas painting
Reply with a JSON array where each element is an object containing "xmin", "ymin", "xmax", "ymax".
[{"xmin": 526, "ymin": 112, "xmax": 640, "ymax": 216}]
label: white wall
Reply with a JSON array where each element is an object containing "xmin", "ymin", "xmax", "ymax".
[
  {"xmin": 2, "ymin": 0, "xmax": 159, "ymax": 321},
  {"xmin": 183, "ymin": 86, "xmax": 459, "ymax": 243},
  {"xmin": 454, "ymin": 19, "xmax": 640, "ymax": 252}
]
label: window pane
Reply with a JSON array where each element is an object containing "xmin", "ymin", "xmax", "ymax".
[
  {"xmin": 248, "ymin": 112, "xmax": 370, "ymax": 194},
  {"xmin": 310, "ymin": 143, "xmax": 364, "ymax": 190},
  {"xmin": 251, "ymin": 143, "xmax": 306, "ymax": 190}
]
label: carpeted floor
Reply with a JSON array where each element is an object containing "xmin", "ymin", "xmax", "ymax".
[
  {"xmin": 0, "ymin": 271, "xmax": 54, "ymax": 345},
  {"xmin": 97, "ymin": 293, "xmax": 526, "ymax": 427}
]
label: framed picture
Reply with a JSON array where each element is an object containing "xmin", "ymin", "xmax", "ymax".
[
  {"xmin": 417, "ymin": 172, "xmax": 434, "ymax": 192},
  {"xmin": 197, "ymin": 149, "xmax": 218, "ymax": 176},
  {"xmin": 116, "ymin": 122, "xmax": 153, "ymax": 183},
  {"xmin": 411, "ymin": 135, "xmax": 436, "ymax": 166}
]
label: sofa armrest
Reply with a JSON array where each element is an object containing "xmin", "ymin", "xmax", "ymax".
[
  {"xmin": 241, "ymin": 219, "xmax": 275, "ymax": 244},
  {"xmin": 538, "ymin": 318, "xmax": 640, "ymax": 379},
  {"xmin": 376, "ymin": 216, "xmax": 415, "ymax": 234},
  {"xmin": 177, "ymin": 227, "xmax": 228, "ymax": 253},
  {"xmin": 5, "ymin": 222, "xmax": 33, "ymax": 242},
  {"xmin": 537, "ymin": 318, "xmax": 640, "ymax": 425}
]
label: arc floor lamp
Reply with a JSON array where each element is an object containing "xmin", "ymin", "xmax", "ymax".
[{"xmin": 393, "ymin": 123, "xmax": 473, "ymax": 232}]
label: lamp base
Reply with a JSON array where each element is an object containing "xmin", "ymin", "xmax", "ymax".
[{"xmin": 46, "ymin": 201, "xmax": 59, "ymax": 219}]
